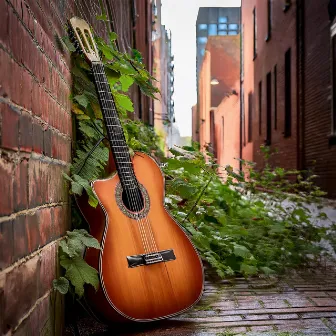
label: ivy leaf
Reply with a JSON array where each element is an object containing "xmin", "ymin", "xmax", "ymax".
[
  {"xmin": 119, "ymin": 75, "xmax": 134, "ymax": 92},
  {"xmin": 114, "ymin": 93, "xmax": 134, "ymax": 112},
  {"xmin": 74, "ymin": 94, "xmax": 89, "ymax": 108},
  {"xmin": 71, "ymin": 180, "xmax": 84, "ymax": 195},
  {"xmin": 240, "ymin": 263, "xmax": 257, "ymax": 276},
  {"xmin": 233, "ymin": 244, "xmax": 250, "ymax": 258},
  {"xmin": 109, "ymin": 32, "xmax": 118, "ymax": 42},
  {"xmin": 53, "ymin": 277, "xmax": 69, "ymax": 295},
  {"xmin": 70, "ymin": 229, "xmax": 101, "ymax": 250},
  {"xmin": 60, "ymin": 256, "xmax": 99, "ymax": 297},
  {"xmin": 260, "ymin": 266, "xmax": 275, "ymax": 275},
  {"xmin": 96, "ymin": 14, "xmax": 107, "ymax": 21}
]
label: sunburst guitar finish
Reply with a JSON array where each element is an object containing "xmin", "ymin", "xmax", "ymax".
[{"xmin": 87, "ymin": 153, "xmax": 204, "ymax": 322}]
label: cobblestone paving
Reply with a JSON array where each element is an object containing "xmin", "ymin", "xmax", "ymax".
[{"xmin": 72, "ymin": 266, "xmax": 336, "ymax": 335}]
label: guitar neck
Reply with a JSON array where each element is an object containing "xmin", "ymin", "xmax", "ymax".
[{"xmin": 92, "ymin": 62, "xmax": 137, "ymax": 191}]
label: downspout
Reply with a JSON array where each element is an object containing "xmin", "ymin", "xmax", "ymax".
[
  {"xmin": 296, "ymin": 0, "xmax": 305, "ymax": 170},
  {"xmin": 239, "ymin": 6, "xmax": 243, "ymax": 171}
]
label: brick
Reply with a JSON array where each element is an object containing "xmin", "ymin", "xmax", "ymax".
[
  {"xmin": 2, "ymin": 255, "xmax": 40, "ymax": 333},
  {"xmin": 0, "ymin": 155, "xmax": 14, "ymax": 216},
  {"xmin": 13, "ymin": 215, "xmax": 28, "ymax": 261},
  {"xmin": 28, "ymin": 158, "xmax": 50, "ymax": 207},
  {"xmin": 43, "ymin": 127, "xmax": 52, "ymax": 157},
  {"xmin": 0, "ymin": 103, "xmax": 20, "ymax": 151},
  {"xmin": 19, "ymin": 111, "xmax": 33, "ymax": 152},
  {"xmin": 26, "ymin": 211, "xmax": 41, "ymax": 253},
  {"xmin": 39, "ymin": 207, "xmax": 52, "ymax": 246},
  {"xmin": 32, "ymin": 119, "xmax": 44, "ymax": 154},
  {"xmin": 0, "ymin": 219, "xmax": 14, "ymax": 270},
  {"xmin": 13, "ymin": 157, "xmax": 28, "ymax": 211},
  {"xmin": 311, "ymin": 297, "xmax": 336, "ymax": 307}
]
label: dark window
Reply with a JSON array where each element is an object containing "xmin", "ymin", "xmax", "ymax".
[
  {"xmin": 267, "ymin": 0, "xmax": 272, "ymax": 40},
  {"xmin": 259, "ymin": 81, "xmax": 262, "ymax": 135},
  {"xmin": 332, "ymin": 32, "xmax": 336, "ymax": 136},
  {"xmin": 274, "ymin": 65, "xmax": 277, "ymax": 129},
  {"xmin": 284, "ymin": 48, "xmax": 292, "ymax": 137},
  {"xmin": 210, "ymin": 110, "xmax": 217, "ymax": 157},
  {"xmin": 253, "ymin": 8, "xmax": 257, "ymax": 58},
  {"xmin": 248, "ymin": 92, "xmax": 253, "ymax": 142},
  {"xmin": 266, "ymin": 72, "xmax": 272, "ymax": 145}
]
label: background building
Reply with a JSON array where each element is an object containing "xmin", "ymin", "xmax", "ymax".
[
  {"xmin": 241, "ymin": 0, "xmax": 336, "ymax": 197},
  {"xmin": 196, "ymin": 36, "xmax": 240, "ymax": 172},
  {"xmin": 196, "ymin": 7, "xmax": 240, "ymax": 84},
  {"xmin": 152, "ymin": 0, "xmax": 175, "ymax": 149}
]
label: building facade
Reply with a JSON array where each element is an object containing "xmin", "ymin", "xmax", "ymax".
[
  {"xmin": 196, "ymin": 36, "xmax": 240, "ymax": 171},
  {"xmin": 196, "ymin": 7, "xmax": 240, "ymax": 84},
  {"xmin": 152, "ymin": 0, "xmax": 175, "ymax": 149},
  {"xmin": 241, "ymin": 0, "xmax": 336, "ymax": 197}
]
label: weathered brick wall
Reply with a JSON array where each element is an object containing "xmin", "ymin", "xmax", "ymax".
[
  {"xmin": 0, "ymin": 0, "xmax": 108, "ymax": 334},
  {"xmin": 303, "ymin": 0, "xmax": 336, "ymax": 198}
]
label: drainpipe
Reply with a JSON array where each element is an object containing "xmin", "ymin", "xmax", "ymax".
[
  {"xmin": 296, "ymin": 0, "xmax": 305, "ymax": 171},
  {"xmin": 239, "ymin": 6, "xmax": 243, "ymax": 172}
]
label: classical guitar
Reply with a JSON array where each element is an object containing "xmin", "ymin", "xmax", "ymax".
[{"xmin": 69, "ymin": 17, "xmax": 204, "ymax": 323}]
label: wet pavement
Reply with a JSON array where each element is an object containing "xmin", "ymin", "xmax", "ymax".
[{"xmin": 68, "ymin": 264, "xmax": 336, "ymax": 336}]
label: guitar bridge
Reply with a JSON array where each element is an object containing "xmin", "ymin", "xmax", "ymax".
[{"xmin": 127, "ymin": 249, "xmax": 176, "ymax": 268}]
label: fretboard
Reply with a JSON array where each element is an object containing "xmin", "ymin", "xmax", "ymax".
[{"xmin": 92, "ymin": 62, "xmax": 137, "ymax": 191}]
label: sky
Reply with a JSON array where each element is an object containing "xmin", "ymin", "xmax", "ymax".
[{"xmin": 161, "ymin": 0, "xmax": 241, "ymax": 137}]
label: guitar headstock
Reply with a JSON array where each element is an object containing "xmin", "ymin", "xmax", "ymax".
[{"xmin": 68, "ymin": 17, "xmax": 100, "ymax": 63}]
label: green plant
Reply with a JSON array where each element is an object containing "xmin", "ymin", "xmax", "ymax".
[
  {"xmin": 53, "ymin": 230, "xmax": 101, "ymax": 297},
  {"xmin": 162, "ymin": 144, "xmax": 335, "ymax": 278}
]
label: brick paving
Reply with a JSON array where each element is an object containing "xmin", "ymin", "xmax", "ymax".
[{"xmin": 70, "ymin": 266, "xmax": 336, "ymax": 335}]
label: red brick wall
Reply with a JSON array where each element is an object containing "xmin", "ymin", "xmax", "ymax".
[
  {"xmin": 303, "ymin": 0, "xmax": 336, "ymax": 197},
  {"xmin": 242, "ymin": 0, "xmax": 298, "ymax": 170},
  {"xmin": 0, "ymin": 0, "xmax": 111, "ymax": 333}
]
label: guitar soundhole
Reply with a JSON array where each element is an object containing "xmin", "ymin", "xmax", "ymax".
[
  {"xmin": 122, "ymin": 187, "xmax": 144, "ymax": 213},
  {"xmin": 115, "ymin": 183, "xmax": 150, "ymax": 219}
]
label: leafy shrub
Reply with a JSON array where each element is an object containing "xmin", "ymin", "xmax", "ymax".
[{"xmin": 163, "ymin": 145, "xmax": 335, "ymax": 277}]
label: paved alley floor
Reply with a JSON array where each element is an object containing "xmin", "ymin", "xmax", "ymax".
[{"xmin": 71, "ymin": 264, "xmax": 336, "ymax": 336}]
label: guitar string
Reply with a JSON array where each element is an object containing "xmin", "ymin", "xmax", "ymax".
[
  {"xmin": 55, "ymin": 4, "xmax": 160, "ymax": 256},
  {"xmin": 93, "ymin": 67, "xmax": 151, "ymax": 254},
  {"xmin": 94, "ymin": 63, "xmax": 158, "ymax": 254},
  {"xmin": 93, "ymin": 63, "xmax": 154, "ymax": 254},
  {"xmin": 95, "ymin": 63, "xmax": 160, "ymax": 255}
]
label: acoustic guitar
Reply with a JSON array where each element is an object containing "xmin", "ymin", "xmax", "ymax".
[{"xmin": 69, "ymin": 17, "xmax": 204, "ymax": 322}]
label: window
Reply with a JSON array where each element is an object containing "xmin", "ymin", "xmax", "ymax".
[
  {"xmin": 274, "ymin": 65, "xmax": 277, "ymax": 129},
  {"xmin": 259, "ymin": 81, "xmax": 262, "ymax": 135},
  {"xmin": 228, "ymin": 31, "xmax": 238, "ymax": 36},
  {"xmin": 200, "ymin": 49, "xmax": 205, "ymax": 56},
  {"xmin": 198, "ymin": 37, "xmax": 207, "ymax": 44},
  {"xmin": 208, "ymin": 24, "xmax": 217, "ymax": 36},
  {"xmin": 253, "ymin": 8, "xmax": 257, "ymax": 58},
  {"xmin": 248, "ymin": 92, "xmax": 253, "ymax": 142},
  {"xmin": 331, "ymin": 23, "xmax": 336, "ymax": 139},
  {"xmin": 284, "ymin": 0, "xmax": 292, "ymax": 12},
  {"xmin": 229, "ymin": 23, "xmax": 239, "ymax": 30},
  {"xmin": 266, "ymin": 72, "xmax": 272, "ymax": 145},
  {"xmin": 284, "ymin": 48, "xmax": 292, "ymax": 137},
  {"xmin": 198, "ymin": 24, "xmax": 207, "ymax": 30},
  {"xmin": 266, "ymin": 0, "xmax": 272, "ymax": 41},
  {"xmin": 218, "ymin": 24, "xmax": 227, "ymax": 30},
  {"xmin": 218, "ymin": 31, "xmax": 228, "ymax": 36},
  {"xmin": 219, "ymin": 16, "xmax": 228, "ymax": 23}
]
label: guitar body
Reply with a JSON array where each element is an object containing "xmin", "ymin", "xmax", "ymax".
[{"xmin": 83, "ymin": 152, "xmax": 203, "ymax": 322}]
